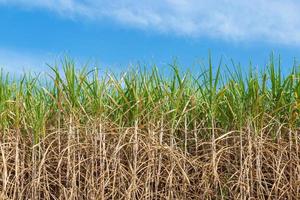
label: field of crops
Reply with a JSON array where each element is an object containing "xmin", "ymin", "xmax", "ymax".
[{"xmin": 1, "ymin": 56, "xmax": 300, "ymax": 199}]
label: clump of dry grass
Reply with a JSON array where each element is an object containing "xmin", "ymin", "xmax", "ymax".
[{"xmin": 1, "ymin": 56, "xmax": 300, "ymax": 199}]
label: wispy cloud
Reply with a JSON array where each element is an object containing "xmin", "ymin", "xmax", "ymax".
[
  {"xmin": 0, "ymin": 48, "xmax": 124, "ymax": 75},
  {"xmin": 0, "ymin": 48, "xmax": 55, "ymax": 75},
  {"xmin": 1, "ymin": 0, "xmax": 300, "ymax": 45}
]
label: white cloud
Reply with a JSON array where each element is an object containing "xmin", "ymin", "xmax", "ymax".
[{"xmin": 1, "ymin": 0, "xmax": 300, "ymax": 45}]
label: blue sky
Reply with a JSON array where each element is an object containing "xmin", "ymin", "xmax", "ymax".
[{"xmin": 1, "ymin": 0, "xmax": 300, "ymax": 74}]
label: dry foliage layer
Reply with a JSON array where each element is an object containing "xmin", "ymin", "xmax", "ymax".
[{"xmin": 1, "ymin": 120, "xmax": 300, "ymax": 199}]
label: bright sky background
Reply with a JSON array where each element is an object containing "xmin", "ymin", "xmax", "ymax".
[{"xmin": 1, "ymin": 0, "xmax": 300, "ymax": 74}]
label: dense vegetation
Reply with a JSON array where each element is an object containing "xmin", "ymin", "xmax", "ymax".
[{"xmin": 1, "ymin": 56, "xmax": 300, "ymax": 199}]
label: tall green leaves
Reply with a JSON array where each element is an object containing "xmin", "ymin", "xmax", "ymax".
[{"xmin": 0, "ymin": 54, "xmax": 299, "ymax": 144}]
